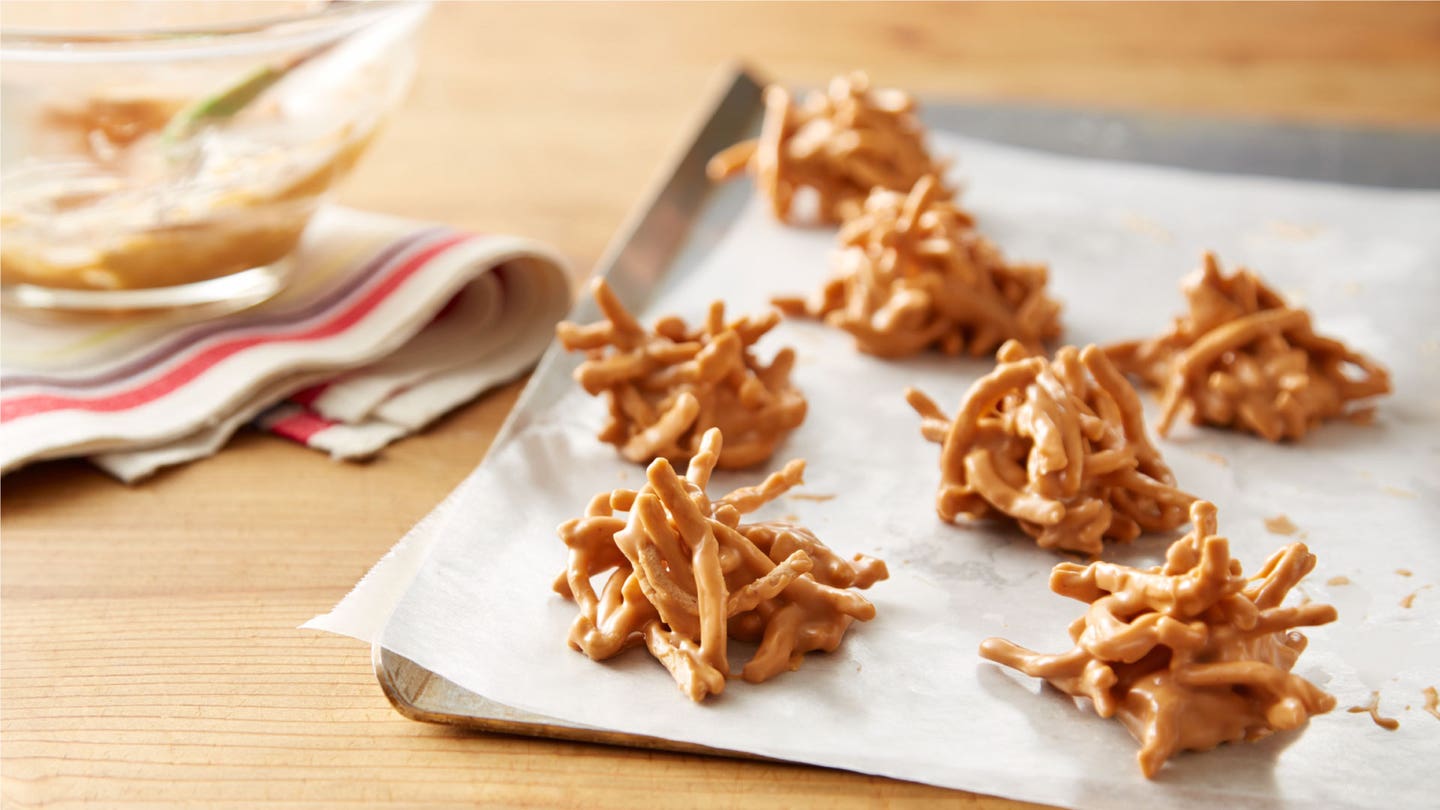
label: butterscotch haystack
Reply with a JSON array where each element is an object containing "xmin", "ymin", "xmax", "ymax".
[
  {"xmin": 1106, "ymin": 252, "xmax": 1391, "ymax": 441},
  {"xmin": 980, "ymin": 501, "xmax": 1338, "ymax": 778},
  {"xmin": 774, "ymin": 175, "xmax": 1061, "ymax": 357},
  {"xmin": 906, "ymin": 341, "xmax": 1194, "ymax": 556},
  {"xmin": 707, "ymin": 71, "xmax": 949, "ymax": 223},
  {"xmin": 554, "ymin": 428, "xmax": 888, "ymax": 701},
  {"xmin": 557, "ymin": 278, "xmax": 807, "ymax": 469}
]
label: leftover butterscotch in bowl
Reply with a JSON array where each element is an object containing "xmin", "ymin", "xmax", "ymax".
[{"xmin": 0, "ymin": 1, "xmax": 427, "ymax": 313}]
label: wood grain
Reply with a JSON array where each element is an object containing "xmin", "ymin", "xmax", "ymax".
[{"xmin": 3, "ymin": 3, "xmax": 1438, "ymax": 807}]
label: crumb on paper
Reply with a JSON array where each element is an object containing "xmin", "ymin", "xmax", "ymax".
[
  {"xmin": 1327, "ymin": 575, "xmax": 1351, "ymax": 586},
  {"xmin": 1264, "ymin": 515, "xmax": 1299, "ymax": 536},
  {"xmin": 1120, "ymin": 212, "xmax": 1173, "ymax": 242},
  {"xmin": 1423, "ymin": 686, "xmax": 1440, "ymax": 721},
  {"xmin": 782, "ymin": 514, "xmax": 800, "ymax": 523},
  {"xmin": 1383, "ymin": 486, "xmax": 1418, "ymax": 500},
  {"xmin": 1193, "ymin": 450, "xmax": 1229, "ymax": 467},
  {"xmin": 1399, "ymin": 585, "xmax": 1433, "ymax": 609},
  {"xmin": 1265, "ymin": 219, "xmax": 1322, "ymax": 241},
  {"xmin": 789, "ymin": 492, "xmax": 836, "ymax": 502},
  {"xmin": 1345, "ymin": 407, "xmax": 1377, "ymax": 426},
  {"xmin": 1396, "ymin": 569, "xmax": 1413, "ymax": 577},
  {"xmin": 1347, "ymin": 691, "xmax": 1400, "ymax": 731}
]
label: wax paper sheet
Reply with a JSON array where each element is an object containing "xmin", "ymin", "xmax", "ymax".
[{"xmin": 310, "ymin": 133, "xmax": 1440, "ymax": 809}]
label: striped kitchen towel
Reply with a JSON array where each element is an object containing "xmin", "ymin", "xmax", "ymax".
[{"xmin": 0, "ymin": 207, "xmax": 573, "ymax": 481}]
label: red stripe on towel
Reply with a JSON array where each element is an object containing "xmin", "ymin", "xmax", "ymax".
[
  {"xmin": 288, "ymin": 382, "xmax": 332, "ymax": 408},
  {"xmin": 1, "ymin": 234, "xmax": 472, "ymax": 422},
  {"xmin": 266, "ymin": 411, "xmax": 336, "ymax": 444}
]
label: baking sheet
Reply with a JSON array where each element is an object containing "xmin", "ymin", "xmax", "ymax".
[{"xmin": 312, "ymin": 117, "xmax": 1440, "ymax": 808}]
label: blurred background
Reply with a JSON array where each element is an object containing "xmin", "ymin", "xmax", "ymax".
[{"xmin": 346, "ymin": 2, "xmax": 1440, "ymax": 270}]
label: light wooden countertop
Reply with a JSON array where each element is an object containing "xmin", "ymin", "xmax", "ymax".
[{"xmin": 4, "ymin": 3, "xmax": 1438, "ymax": 807}]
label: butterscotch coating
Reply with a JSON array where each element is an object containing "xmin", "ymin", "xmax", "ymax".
[
  {"xmin": 1106, "ymin": 252, "xmax": 1391, "ymax": 442},
  {"xmin": 980, "ymin": 501, "xmax": 1338, "ymax": 778},
  {"xmin": 557, "ymin": 278, "xmax": 807, "ymax": 470},
  {"xmin": 774, "ymin": 176, "xmax": 1062, "ymax": 358},
  {"xmin": 907, "ymin": 341, "xmax": 1193, "ymax": 556},
  {"xmin": 706, "ymin": 71, "xmax": 949, "ymax": 224},
  {"xmin": 554, "ymin": 428, "xmax": 888, "ymax": 702}
]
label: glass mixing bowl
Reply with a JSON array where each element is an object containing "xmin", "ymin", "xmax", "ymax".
[{"xmin": 0, "ymin": 1, "xmax": 428, "ymax": 313}]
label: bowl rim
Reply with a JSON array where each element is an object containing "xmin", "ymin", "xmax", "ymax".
[{"xmin": 1, "ymin": 1, "xmax": 426, "ymax": 61}]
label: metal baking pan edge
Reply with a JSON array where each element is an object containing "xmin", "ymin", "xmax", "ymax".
[{"xmin": 374, "ymin": 64, "xmax": 768, "ymax": 756}]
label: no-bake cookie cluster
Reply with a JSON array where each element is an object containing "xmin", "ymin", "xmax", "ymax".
[
  {"xmin": 554, "ymin": 429, "xmax": 886, "ymax": 702},
  {"xmin": 707, "ymin": 71, "xmax": 948, "ymax": 224},
  {"xmin": 981, "ymin": 501, "xmax": 1338, "ymax": 778},
  {"xmin": 1106, "ymin": 252, "xmax": 1391, "ymax": 442},
  {"xmin": 774, "ymin": 175, "xmax": 1062, "ymax": 359},
  {"xmin": 906, "ymin": 341, "xmax": 1193, "ymax": 556},
  {"xmin": 558, "ymin": 278, "xmax": 806, "ymax": 470}
]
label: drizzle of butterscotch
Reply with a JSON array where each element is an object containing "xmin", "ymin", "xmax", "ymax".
[
  {"xmin": 1423, "ymin": 687, "xmax": 1440, "ymax": 721},
  {"xmin": 1347, "ymin": 691, "xmax": 1400, "ymax": 731},
  {"xmin": 788, "ymin": 493, "xmax": 836, "ymax": 502},
  {"xmin": 1400, "ymin": 585, "xmax": 1433, "ymax": 609}
]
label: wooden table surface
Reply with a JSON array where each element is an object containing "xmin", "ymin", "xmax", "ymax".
[{"xmin": 4, "ymin": 3, "xmax": 1438, "ymax": 807}]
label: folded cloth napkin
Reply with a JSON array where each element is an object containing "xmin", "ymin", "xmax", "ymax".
[{"xmin": 0, "ymin": 207, "xmax": 574, "ymax": 481}]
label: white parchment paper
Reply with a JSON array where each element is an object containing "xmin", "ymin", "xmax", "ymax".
[{"xmin": 310, "ymin": 134, "xmax": 1440, "ymax": 809}]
